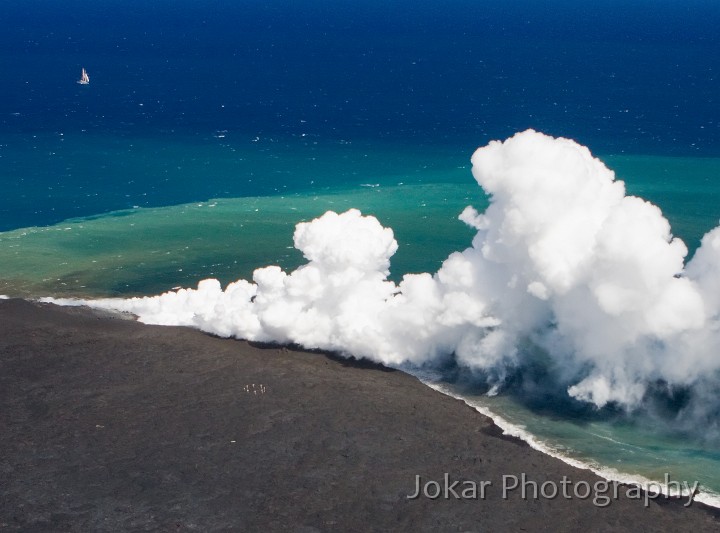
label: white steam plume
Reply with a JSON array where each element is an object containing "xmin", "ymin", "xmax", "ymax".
[{"xmin": 48, "ymin": 130, "xmax": 720, "ymax": 410}]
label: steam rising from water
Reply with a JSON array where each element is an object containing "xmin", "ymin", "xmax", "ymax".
[{"xmin": 50, "ymin": 130, "xmax": 720, "ymax": 415}]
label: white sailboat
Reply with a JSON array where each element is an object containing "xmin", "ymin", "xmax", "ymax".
[{"xmin": 77, "ymin": 68, "xmax": 90, "ymax": 85}]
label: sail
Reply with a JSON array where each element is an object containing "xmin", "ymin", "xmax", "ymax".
[{"xmin": 78, "ymin": 68, "xmax": 90, "ymax": 85}]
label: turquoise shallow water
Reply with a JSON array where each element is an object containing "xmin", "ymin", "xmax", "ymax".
[
  {"xmin": 0, "ymin": 131, "xmax": 473, "ymax": 231},
  {"xmin": 0, "ymin": 182, "xmax": 478, "ymax": 297},
  {"xmin": 0, "ymin": 134, "xmax": 479, "ymax": 296},
  {"xmin": 607, "ymin": 154, "xmax": 720, "ymax": 252},
  {"xmin": 2, "ymin": 140, "xmax": 719, "ymax": 297}
]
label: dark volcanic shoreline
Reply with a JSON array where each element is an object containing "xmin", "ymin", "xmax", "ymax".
[{"xmin": 1, "ymin": 299, "xmax": 718, "ymax": 532}]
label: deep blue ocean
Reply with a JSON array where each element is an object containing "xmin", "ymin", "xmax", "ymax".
[
  {"xmin": 2, "ymin": 0, "xmax": 719, "ymax": 230},
  {"xmin": 3, "ymin": 0, "xmax": 720, "ymax": 506}
]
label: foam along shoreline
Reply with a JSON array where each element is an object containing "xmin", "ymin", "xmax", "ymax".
[
  {"xmin": 2, "ymin": 298, "xmax": 719, "ymax": 531},
  {"xmin": 420, "ymin": 380, "xmax": 720, "ymax": 510}
]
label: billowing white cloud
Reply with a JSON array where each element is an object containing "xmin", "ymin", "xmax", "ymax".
[{"xmin": 47, "ymin": 130, "xmax": 720, "ymax": 410}]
